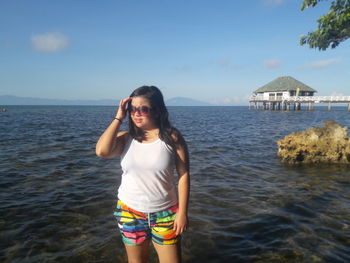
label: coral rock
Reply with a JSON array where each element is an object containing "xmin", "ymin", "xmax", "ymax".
[{"xmin": 276, "ymin": 120, "xmax": 350, "ymax": 164}]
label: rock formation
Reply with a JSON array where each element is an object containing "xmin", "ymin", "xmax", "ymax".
[{"xmin": 276, "ymin": 120, "xmax": 350, "ymax": 164}]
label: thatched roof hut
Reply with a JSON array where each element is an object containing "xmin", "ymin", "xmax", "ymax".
[{"xmin": 254, "ymin": 76, "xmax": 317, "ymax": 95}]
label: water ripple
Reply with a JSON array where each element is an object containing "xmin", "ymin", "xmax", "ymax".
[{"xmin": 1, "ymin": 106, "xmax": 350, "ymax": 262}]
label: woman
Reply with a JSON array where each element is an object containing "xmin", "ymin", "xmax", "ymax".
[{"xmin": 96, "ymin": 86, "xmax": 190, "ymax": 263}]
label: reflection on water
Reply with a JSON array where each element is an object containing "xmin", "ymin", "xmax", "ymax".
[{"xmin": 1, "ymin": 106, "xmax": 350, "ymax": 263}]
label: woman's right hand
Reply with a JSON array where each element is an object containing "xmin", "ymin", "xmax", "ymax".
[{"xmin": 116, "ymin": 97, "xmax": 132, "ymax": 121}]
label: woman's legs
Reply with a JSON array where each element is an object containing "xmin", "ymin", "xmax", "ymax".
[
  {"xmin": 124, "ymin": 240, "xmax": 151, "ymax": 263},
  {"xmin": 115, "ymin": 200, "xmax": 152, "ymax": 262},
  {"xmin": 115, "ymin": 201, "xmax": 182, "ymax": 262},
  {"xmin": 149, "ymin": 204, "xmax": 181, "ymax": 263},
  {"xmin": 152, "ymin": 240, "xmax": 181, "ymax": 263}
]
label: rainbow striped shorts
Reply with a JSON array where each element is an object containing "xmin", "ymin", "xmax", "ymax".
[{"xmin": 114, "ymin": 200, "xmax": 179, "ymax": 245}]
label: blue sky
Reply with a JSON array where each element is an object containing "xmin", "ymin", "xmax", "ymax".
[{"xmin": 1, "ymin": 0, "xmax": 349, "ymax": 105}]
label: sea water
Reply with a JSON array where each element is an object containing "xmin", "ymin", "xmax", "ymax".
[{"xmin": 1, "ymin": 105, "xmax": 350, "ymax": 263}]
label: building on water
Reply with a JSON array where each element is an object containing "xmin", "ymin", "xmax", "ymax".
[{"xmin": 249, "ymin": 76, "xmax": 350, "ymax": 111}]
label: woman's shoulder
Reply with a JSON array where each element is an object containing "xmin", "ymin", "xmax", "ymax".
[
  {"xmin": 117, "ymin": 131, "xmax": 130, "ymax": 143},
  {"xmin": 169, "ymin": 127, "xmax": 186, "ymax": 145},
  {"xmin": 169, "ymin": 127, "xmax": 180, "ymax": 138},
  {"xmin": 167, "ymin": 127, "xmax": 188, "ymax": 156},
  {"xmin": 117, "ymin": 130, "xmax": 129, "ymax": 137}
]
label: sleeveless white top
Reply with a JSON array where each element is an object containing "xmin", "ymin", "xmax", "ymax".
[{"xmin": 117, "ymin": 137, "xmax": 178, "ymax": 213}]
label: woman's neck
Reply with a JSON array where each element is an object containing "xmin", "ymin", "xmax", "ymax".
[{"xmin": 142, "ymin": 128, "xmax": 160, "ymax": 143}]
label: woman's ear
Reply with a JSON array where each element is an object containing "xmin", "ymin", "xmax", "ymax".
[{"xmin": 152, "ymin": 109, "xmax": 159, "ymax": 118}]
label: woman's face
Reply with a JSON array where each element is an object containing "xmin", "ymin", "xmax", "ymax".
[{"xmin": 129, "ymin": 96, "xmax": 157, "ymax": 129}]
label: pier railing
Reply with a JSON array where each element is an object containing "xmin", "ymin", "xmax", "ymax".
[
  {"xmin": 249, "ymin": 95, "xmax": 350, "ymax": 111},
  {"xmin": 249, "ymin": 95, "xmax": 350, "ymax": 103},
  {"xmin": 286, "ymin": 96, "xmax": 350, "ymax": 103}
]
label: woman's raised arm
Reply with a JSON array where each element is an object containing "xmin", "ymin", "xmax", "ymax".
[{"xmin": 95, "ymin": 97, "xmax": 132, "ymax": 158}]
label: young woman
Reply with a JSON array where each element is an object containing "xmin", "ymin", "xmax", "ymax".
[{"xmin": 96, "ymin": 86, "xmax": 190, "ymax": 263}]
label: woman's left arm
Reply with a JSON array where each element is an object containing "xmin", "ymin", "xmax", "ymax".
[{"xmin": 173, "ymin": 132, "xmax": 190, "ymax": 236}]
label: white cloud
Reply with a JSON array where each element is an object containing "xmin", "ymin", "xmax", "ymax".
[
  {"xmin": 330, "ymin": 92, "xmax": 345, "ymax": 96},
  {"xmin": 217, "ymin": 57, "xmax": 233, "ymax": 68},
  {"xmin": 31, "ymin": 32, "xmax": 69, "ymax": 52},
  {"xmin": 304, "ymin": 58, "xmax": 342, "ymax": 69},
  {"xmin": 210, "ymin": 95, "xmax": 249, "ymax": 105},
  {"xmin": 263, "ymin": 59, "xmax": 282, "ymax": 69},
  {"xmin": 263, "ymin": 0, "xmax": 286, "ymax": 5},
  {"xmin": 1, "ymin": 41, "xmax": 18, "ymax": 48},
  {"xmin": 175, "ymin": 65, "xmax": 193, "ymax": 73},
  {"xmin": 215, "ymin": 57, "xmax": 241, "ymax": 70}
]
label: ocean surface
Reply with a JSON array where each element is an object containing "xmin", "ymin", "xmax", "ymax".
[{"xmin": 1, "ymin": 105, "xmax": 350, "ymax": 263}]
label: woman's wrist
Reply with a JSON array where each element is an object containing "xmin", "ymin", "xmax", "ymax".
[
  {"xmin": 114, "ymin": 117, "xmax": 122, "ymax": 123},
  {"xmin": 177, "ymin": 209, "xmax": 188, "ymax": 216}
]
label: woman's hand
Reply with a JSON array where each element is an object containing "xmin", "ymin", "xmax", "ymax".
[
  {"xmin": 116, "ymin": 97, "xmax": 132, "ymax": 121},
  {"xmin": 173, "ymin": 212, "xmax": 188, "ymax": 236}
]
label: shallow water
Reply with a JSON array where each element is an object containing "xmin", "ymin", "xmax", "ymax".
[{"xmin": 1, "ymin": 106, "xmax": 350, "ymax": 263}]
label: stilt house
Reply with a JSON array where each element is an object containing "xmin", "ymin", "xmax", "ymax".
[
  {"xmin": 250, "ymin": 76, "xmax": 350, "ymax": 111},
  {"xmin": 252, "ymin": 76, "xmax": 317, "ymax": 101}
]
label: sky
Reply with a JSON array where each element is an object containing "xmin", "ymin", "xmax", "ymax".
[{"xmin": 1, "ymin": 0, "xmax": 349, "ymax": 105}]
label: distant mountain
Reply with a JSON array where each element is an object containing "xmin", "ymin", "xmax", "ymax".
[
  {"xmin": 0, "ymin": 95, "xmax": 212, "ymax": 106},
  {"xmin": 0, "ymin": 95, "xmax": 119, "ymax": 106},
  {"xmin": 165, "ymin": 97, "xmax": 212, "ymax": 106}
]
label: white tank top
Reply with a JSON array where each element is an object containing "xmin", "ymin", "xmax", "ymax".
[{"xmin": 117, "ymin": 137, "xmax": 178, "ymax": 213}]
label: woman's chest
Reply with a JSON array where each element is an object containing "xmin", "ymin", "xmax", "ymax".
[{"xmin": 121, "ymin": 141, "xmax": 174, "ymax": 171}]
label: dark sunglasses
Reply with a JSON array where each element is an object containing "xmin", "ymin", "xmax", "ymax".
[{"xmin": 129, "ymin": 106, "xmax": 151, "ymax": 115}]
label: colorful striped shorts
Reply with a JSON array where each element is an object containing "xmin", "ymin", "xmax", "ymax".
[{"xmin": 114, "ymin": 200, "xmax": 179, "ymax": 245}]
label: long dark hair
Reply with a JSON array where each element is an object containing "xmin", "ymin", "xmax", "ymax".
[{"xmin": 128, "ymin": 86, "xmax": 177, "ymax": 147}]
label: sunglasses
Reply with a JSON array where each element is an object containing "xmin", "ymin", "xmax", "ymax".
[{"xmin": 129, "ymin": 106, "xmax": 152, "ymax": 115}]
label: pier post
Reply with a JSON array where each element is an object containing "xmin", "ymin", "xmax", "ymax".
[
  {"xmin": 308, "ymin": 102, "xmax": 314, "ymax": 111},
  {"xmin": 250, "ymin": 96, "xmax": 350, "ymax": 112}
]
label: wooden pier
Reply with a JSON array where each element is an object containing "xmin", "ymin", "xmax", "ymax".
[{"xmin": 249, "ymin": 96, "xmax": 350, "ymax": 111}]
